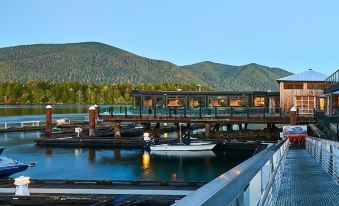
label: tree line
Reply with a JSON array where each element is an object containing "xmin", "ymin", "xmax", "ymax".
[{"xmin": 0, "ymin": 81, "xmax": 208, "ymax": 104}]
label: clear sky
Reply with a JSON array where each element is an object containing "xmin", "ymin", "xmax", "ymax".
[{"xmin": 1, "ymin": 0, "xmax": 339, "ymax": 74}]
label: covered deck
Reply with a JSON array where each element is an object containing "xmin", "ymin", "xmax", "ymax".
[{"xmin": 131, "ymin": 90, "xmax": 280, "ymax": 110}]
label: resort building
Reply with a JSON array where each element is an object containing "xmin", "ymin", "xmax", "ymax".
[
  {"xmin": 131, "ymin": 90, "xmax": 280, "ymax": 110},
  {"xmin": 276, "ymin": 69, "xmax": 328, "ymax": 115}
]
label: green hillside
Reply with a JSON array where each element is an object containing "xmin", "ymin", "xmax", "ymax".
[
  {"xmin": 181, "ymin": 61, "xmax": 292, "ymax": 91},
  {"xmin": 0, "ymin": 42, "xmax": 292, "ymax": 91},
  {"xmin": 0, "ymin": 42, "xmax": 202, "ymax": 84}
]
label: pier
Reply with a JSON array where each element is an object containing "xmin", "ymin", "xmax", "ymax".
[{"xmin": 172, "ymin": 137, "xmax": 339, "ymax": 206}]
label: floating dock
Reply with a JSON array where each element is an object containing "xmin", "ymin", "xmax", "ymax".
[{"xmin": 0, "ymin": 179, "xmax": 205, "ymax": 206}]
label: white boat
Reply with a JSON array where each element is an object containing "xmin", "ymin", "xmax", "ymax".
[
  {"xmin": 150, "ymin": 143, "xmax": 216, "ymax": 151},
  {"xmin": 151, "ymin": 150, "xmax": 216, "ymax": 158},
  {"xmin": 149, "ymin": 123, "xmax": 217, "ymax": 151}
]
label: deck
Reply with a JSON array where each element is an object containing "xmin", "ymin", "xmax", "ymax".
[{"xmin": 276, "ymin": 148, "xmax": 339, "ymax": 206}]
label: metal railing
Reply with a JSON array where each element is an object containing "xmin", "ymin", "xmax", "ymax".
[
  {"xmin": 172, "ymin": 139, "xmax": 289, "ymax": 206},
  {"xmin": 315, "ymin": 111, "xmax": 339, "ymax": 141},
  {"xmin": 0, "ymin": 115, "xmax": 89, "ymax": 130},
  {"xmin": 324, "ymin": 69, "xmax": 339, "ymax": 94},
  {"xmin": 99, "ymin": 106, "xmax": 284, "ymax": 118},
  {"xmin": 305, "ymin": 137, "xmax": 339, "ymax": 184}
]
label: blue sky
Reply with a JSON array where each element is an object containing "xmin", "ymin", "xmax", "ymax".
[{"xmin": 1, "ymin": 0, "xmax": 339, "ymax": 74}]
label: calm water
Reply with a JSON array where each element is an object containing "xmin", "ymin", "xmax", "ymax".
[{"xmin": 0, "ymin": 105, "xmax": 253, "ymax": 181}]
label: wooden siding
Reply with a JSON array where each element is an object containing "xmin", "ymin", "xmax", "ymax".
[{"xmin": 280, "ymin": 81, "xmax": 324, "ymax": 114}]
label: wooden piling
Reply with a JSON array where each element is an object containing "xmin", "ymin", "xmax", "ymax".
[
  {"xmin": 290, "ymin": 107, "xmax": 297, "ymax": 125},
  {"xmin": 89, "ymin": 106, "xmax": 96, "ymax": 137},
  {"xmin": 114, "ymin": 121, "xmax": 121, "ymax": 138},
  {"xmin": 205, "ymin": 123, "xmax": 212, "ymax": 138},
  {"xmin": 45, "ymin": 105, "xmax": 52, "ymax": 135}
]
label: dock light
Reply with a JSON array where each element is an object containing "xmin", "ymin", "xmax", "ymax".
[
  {"xmin": 14, "ymin": 176, "xmax": 30, "ymax": 196},
  {"xmin": 143, "ymin": 132, "xmax": 150, "ymax": 141},
  {"xmin": 163, "ymin": 133, "xmax": 168, "ymax": 138}
]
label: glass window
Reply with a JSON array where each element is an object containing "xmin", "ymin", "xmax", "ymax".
[
  {"xmin": 254, "ymin": 97, "xmax": 265, "ymax": 107},
  {"xmin": 295, "ymin": 96, "xmax": 315, "ymax": 115},
  {"xmin": 229, "ymin": 96, "xmax": 247, "ymax": 107}
]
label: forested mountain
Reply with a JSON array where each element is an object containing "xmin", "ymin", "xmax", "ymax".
[
  {"xmin": 181, "ymin": 61, "xmax": 292, "ymax": 91},
  {"xmin": 0, "ymin": 42, "xmax": 292, "ymax": 91}
]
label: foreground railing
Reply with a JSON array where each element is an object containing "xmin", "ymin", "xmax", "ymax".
[
  {"xmin": 172, "ymin": 139, "xmax": 289, "ymax": 206},
  {"xmin": 306, "ymin": 137, "xmax": 339, "ymax": 184}
]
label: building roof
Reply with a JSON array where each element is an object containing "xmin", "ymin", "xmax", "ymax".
[
  {"xmin": 131, "ymin": 90, "xmax": 280, "ymax": 97},
  {"xmin": 277, "ymin": 69, "xmax": 328, "ymax": 82}
]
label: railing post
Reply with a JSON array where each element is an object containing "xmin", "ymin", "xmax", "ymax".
[
  {"xmin": 169, "ymin": 108, "xmax": 172, "ymax": 118},
  {"xmin": 263, "ymin": 107, "xmax": 266, "ymax": 118},
  {"xmin": 154, "ymin": 107, "xmax": 157, "ymax": 118},
  {"xmin": 247, "ymin": 107, "xmax": 249, "ymax": 118},
  {"xmin": 231, "ymin": 107, "xmax": 233, "ymax": 118},
  {"xmin": 199, "ymin": 107, "xmax": 202, "ymax": 118},
  {"xmin": 139, "ymin": 106, "xmax": 142, "ymax": 118},
  {"xmin": 184, "ymin": 107, "xmax": 186, "ymax": 118},
  {"xmin": 215, "ymin": 107, "xmax": 217, "ymax": 117},
  {"xmin": 124, "ymin": 107, "xmax": 128, "ymax": 118}
]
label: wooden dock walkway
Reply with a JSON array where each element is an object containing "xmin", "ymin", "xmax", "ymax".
[
  {"xmin": 0, "ymin": 179, "xmax": 204, "ymax": 205},
  {"xmin": 276, "ymin": 149, "xmax": 339, "ymax": 206}
]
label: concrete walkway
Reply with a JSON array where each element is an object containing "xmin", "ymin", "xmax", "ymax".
[{"xmin": 276, "ymin": 149, "xmax": 339, "ymax": 206}]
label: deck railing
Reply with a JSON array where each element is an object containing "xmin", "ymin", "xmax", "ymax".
[
  {"xmin": 306, "ymin": 137, "xmax": 339, "ymax": 184},
  {"xmin": 99, "ymin": 106, "xmax": 283, "ymax": 118},
  {"xmin": 172, "ymin": 139, "xmax": 289, "ymax": 206},
  {"xmin": 315, "ymin": 111, "xmax": 339, "ymax": 141},
  {"xmin": 0, "ymin": 115, "xmax": 89, "ymax": 130},
  {"xmin": 324, "ymin": 69, "xmax": 339, "ymax": 94}
]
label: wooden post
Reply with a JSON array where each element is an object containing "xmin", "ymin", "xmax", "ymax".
[
  {"xmin": 290, "ymin": 107, "xmax": 297, "ymax": 125},
  {"xmin": 89, "ymin": 106, "xmax": 96, "ymax": 137},
  {"xmin": 93, "ymin": 104, "xmax": 99, "ymax": 120},
  {"xmin": 114, "ymin": 121, "xmax": 121, "ymax": 138},
  {"xmin": 205, "ymin": 122, "xmax": 212, "ymax": 138},
  {"xmin": 45, "ymin": 105, "xmax": 52, "ymax": 135}
]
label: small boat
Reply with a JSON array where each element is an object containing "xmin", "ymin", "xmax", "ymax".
[
  {"xmin": 150, "ymin": 143, "xmax": 216, "ymax": 151},
  {"xmin": 151, "ymin": 150, "xmax": 216, "ymax": 158},
  {"xmin": 149, "ymin": 124, "xmax": 216, "ymax": 151},
  {"xmin": 0, "ymin": 156, "xmax": 29, "ymax": 178},
  {"xmin": 0, "ymin": 147, "xmax": 4, "ymax": 155}
]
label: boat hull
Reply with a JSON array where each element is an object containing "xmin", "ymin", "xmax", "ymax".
[
  {"xmin": 150, "ymin": 144, "xmax": 216, "ymax": 151},
  {"xmin": 0, "ymin": 164, "xmax": 29, "ymax": 178}
]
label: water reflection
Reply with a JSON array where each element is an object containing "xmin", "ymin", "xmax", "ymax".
[
  {"xmin": 142, "ymin": 151, "xmax": 151, "ymax": 169},
  {"xmin": 88, "ymin": 149, "xmax": 96, "ymax": 164},
  {"xmin": 0, "ymin": 131, "xmax": 252, "ymax": 181},
  {"xmin": 45, "ymin": 148, "xmax": 52, "ymax": 156},
  {"xmin": 75, "ymin": 149, "xmax": 82, "ymax": 157},
  {"xmin": 114, "ymin": 149, "xmax": 121, "ymax": 161}
]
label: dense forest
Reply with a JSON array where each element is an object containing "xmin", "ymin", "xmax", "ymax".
[
  {"xmin": 0, "ymin": 81, "xmax": 209, "ymax": 104},
  {"xmin": 0, "ymin": 42, "xmax": 292, "ymax": 91}
]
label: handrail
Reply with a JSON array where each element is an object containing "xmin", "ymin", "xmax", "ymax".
[
  {"xmin": 172, "ymin": 139, "xmax": 289, "ymax": 206},
  {"xmin": 305, "ymin": 137, "xmax": 339, "ymax": 183}
]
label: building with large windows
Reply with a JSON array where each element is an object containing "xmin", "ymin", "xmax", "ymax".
[
  {"xmin": 131, "ymin": 90, "xmax": 280, "ymax": 110},
  {"xmin": 277, "ymin": 69, "xmax": 328, "ymax": 115}
]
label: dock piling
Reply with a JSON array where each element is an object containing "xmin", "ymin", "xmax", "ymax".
[
  {"xmin": 89, "ymin": 106, "xmax": 96, "ymax": 136},
  {"xmin": 45, "ymin": 105, "xmax": 52, "ymax": 135},
  {"xmin": 205, "ymin": 123, "xmax": 212, "ymax": 138},
  {"xmin": 290, "ymin": 107, "xmax": 297, "ymax": 125},
  {"xmin": 114, "ymin": 121, "xmax": 121, "ymax": 138}
]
